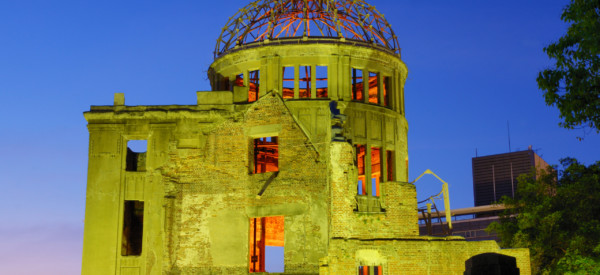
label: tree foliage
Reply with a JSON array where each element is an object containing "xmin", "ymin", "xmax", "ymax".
[
  {"xmin": 537, "ymin": 0, "xmax": 600, "ymax": 132},
  {"xmin": 489, "ymin": 158, "xmax": 600, "ymax": 274}
]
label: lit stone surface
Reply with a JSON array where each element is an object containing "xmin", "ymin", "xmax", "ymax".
[{"xmin": 81, "ymin": 1, "xmax": 530, "ymax": 274}]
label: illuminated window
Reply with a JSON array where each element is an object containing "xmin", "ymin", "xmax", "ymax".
[
  {"xmin": 352, "ymin": 68, "xmax": 363, "ymax": 101},
  {"xmin": 282, "ymin": 67, "xmax": 295, "ymax": 99},
  {"xmin": 383, "ymin": 76, "xmax": 390, "ymax": 107},
  {"xmin": 316, "ymin": 66, "xmax": 328, "ymax": 98},
  {"xmin": 358, "ymin": 266, "xmax": 382, "ymax": 275},
  {"xmin": 122, "ymin": 200, "xmax": 144, "ymax": 256},
  {"xmin": 235, "ymin": 73, "xmax": 244, "ymax": 87},
  {"xmin": 254, "ymin": 137, "xmax": 279, "ymax": 174},
  {"xmin": 371, "ymin": 147, "xmax": 381, "ymax": 197},
  {"xmin": 368, "ymin": 72, "xmax": 379, "ymax": 104},
  {"xmin": 356, "ymin": 145, "xmax": 366, "ymax": 195},
  {"xmin": 126, "ymin": 140, "xmax": 147, "ymax": 172},
  {"xmin": 249, "ymin": 70, "xmax": 260, "ymax": 102},
  {"xmin": 386, "ymin": 150, "xmax": 394, "ymax": 181},
  {"xmin": 299, "ymin": 66, "xmax": 311, "ymax": 98},
  {"xmin": 249, "ymin": 216, "xmax": 284, "ymax": 273}
]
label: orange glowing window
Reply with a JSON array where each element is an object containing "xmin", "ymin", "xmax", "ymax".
[
  {"xmin": 316, "ymin": 66, "xmax": 328, "ymax": 98},
  {"xmin": 249, "ymin": 216, "xmax": 284, "ymax": 273},
  {"xmin": 254, "ymin": 137, "xmax": 279, "ymax": 174},
  {"xmin": 299, "ymin": 66, "xmax": 311, "ymax": 98},
  {"xmin": 368, "ymin": 72, "xmax": 379, "ymax": 104},
  {"xmin": 235, "ymin": 73, "xmax": 244, "ymax": 87},
  {"xmin": 356, "ymin": 145, "xmax": 366, "ymax": 195},
  {"xmin": 386, "ymin": 150, "xmax": 394, "ymax": 182},
  {"xmin": 359, "ymin": 266, "xmax": 382, "ymax": 275},
  {"xmin": 282, "ymin": 67, "xmax": 295, "ymax": 99},
  {"xmin": 371, "ymin": 147, "xmax": 381, "ymax": 197},
  {"xmin": 352, "ymin": 68, "xmax": 363, "ymax": 101},
  {"xmin": 249, "ymin": 70, "xmax": 260, "ymax": 102}
]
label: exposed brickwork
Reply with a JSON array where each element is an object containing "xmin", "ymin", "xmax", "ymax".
[
  {"xmin": 322, "ymin": 238, "xmax": 530, "ymax": 275},
  {"xmin": 159, "ymin": 94, "xmax": 328, "ymax": 273}
]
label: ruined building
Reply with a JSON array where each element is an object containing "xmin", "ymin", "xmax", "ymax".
[{"xmin": 82, "ymin": 0, "xmax": 531, "ymax": 274}]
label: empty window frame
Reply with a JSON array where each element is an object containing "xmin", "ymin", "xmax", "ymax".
[
  {"xmin": 248, "ymin": 70, "xmax": 260, "ymax": 102},
  {"xmin": 235, "ymin": 73, "xmax": 245, "ymax": 87},
  {"xmin": 249, "ymin": 216, "xmax": 285, "ymax": 273},
  {"xmin": 126, "ymin": 140, "xmax": 147, "ymax": 172},
  {"xmin": 122, "ymin": 200, "xmax": 144, "ymax": 256},
  {"xmin": 254, "ymin": 137, "xmax": 279, "ymax": 174},
  {"xmin": 386, "ymin": 150, "xmax": 394, "ymax": 181},
  {"xmin": 371, "ymin": 147, "xmax": 381, "ymax": 197},
  {"xmin": 356, "ymin": 145, "xmax": 366, "ymax": 195},
  {"xmin": 358, "ymin": 266, "xmax": 383, "ymax": 275},
  {"xmin": 368, "ymin": 72, "xmax": 379, "ymax": 104},
  {"xmin": 352, "ymin": 68, "xmax": 363, "ymax": 101},
  {"xmin": 316, "ymin": 66, "xmax": 328, "ymax": 98},
  {"xmin": 282, "ymin": 67, "xmax": 295, "ymax": 99},
  {"xmin": 299, "ymin": 66, "xmax": 311, "ymax": 98},
  {"xmin": 222, "ymin": 76, "xmax": 230, "ymax": 91},
  {"xmin": 383, "ymin": 76, "xmax": 390, "ymax": 107}
]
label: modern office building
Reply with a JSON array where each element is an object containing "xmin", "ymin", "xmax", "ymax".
[
  {"xmin": 419, "ymin": 148, "xmax": 550, "ymax": 242},
  {"xmin": 473, "ymin": 148, "xmax": 550, "ymax": 207}
]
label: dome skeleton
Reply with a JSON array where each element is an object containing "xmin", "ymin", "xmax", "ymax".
[{"xmin": 215, "ymin": 0, "xmax": 400, "ymax": 58}]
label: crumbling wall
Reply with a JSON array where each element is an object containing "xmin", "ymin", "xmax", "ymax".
[
  {"xmin": 160, "ymin": 93, "xmax": 329, "ymax": 274},
  {"xmin": 322, "ymin": 238, "xmax": 530, "ymax": 275},
  {"xmin": 329, "ymin": 142, "xmax": 418, "ymax": 239}
]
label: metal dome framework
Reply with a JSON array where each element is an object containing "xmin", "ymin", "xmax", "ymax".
[{"xmin": 215, "ymin": 0, "xmax": 400, "ymax": 58}]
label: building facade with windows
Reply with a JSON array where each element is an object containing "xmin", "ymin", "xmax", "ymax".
[{"xmin": 81, "ymin": 0, "xmax": 530, "ymax": 274}]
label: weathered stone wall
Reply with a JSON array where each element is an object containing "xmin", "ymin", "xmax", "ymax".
[
  {"xmin": 322, "ymin": 238, "xmax": 530, "ymax": 275},
  {"xmin": 160, "ymin": 94, "xmax": 329, "ymax": 274},
  {"xmin": 329, "ymin": 142, "xmax": 419, "ymax": 239}
]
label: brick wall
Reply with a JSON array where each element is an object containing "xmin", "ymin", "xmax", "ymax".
[{"xmin": 159, "ymin": 94, "xmax": 329, "ymax": 274}]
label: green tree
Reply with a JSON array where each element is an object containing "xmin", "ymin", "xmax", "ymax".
[
  {"xmin": 489, "ymin": 158, "xmax": 600, "ymax": 274},
  {"xmin": 537, "ymin": 0, "xmax": 600, "ymax": 133}
]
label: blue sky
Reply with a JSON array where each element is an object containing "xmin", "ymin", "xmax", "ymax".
[{"xmin": 1, "ymin": 0, "xmax": 599, "ymax": 273}]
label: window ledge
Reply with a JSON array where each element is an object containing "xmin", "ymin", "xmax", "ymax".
[{"xmin": 355, "ymin": 195, "xmax": 385, "ymax": 213}]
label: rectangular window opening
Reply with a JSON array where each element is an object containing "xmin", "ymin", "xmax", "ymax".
[
  {"xmin": 249, "ymin": 216, "xmax": 285, "ymax": 273},
  {"xmin": 122, "ymin": 200, "xmax": 144, "ymax": 256},
  {"xmin": 249, "ymin": 70, "xmax": 260, "ymax": 102},
  {"xmin": 352, "ymin": 68, "xmax": 363, "ymax": 101},
  {"xmin": 371, "ymin": 147, "xmax": 381, "ymax": 197},
  {"xmin": 282, "ymin": 67, "xmax": 295, "ymax": 99},
  {"xmin": 358, "ymin": 266, "xmax": 383, "ymax": 275},
  {"xmin": 383, "ymin": 76, "xmax": 390, "ymax": 107},
  {"xmin": 356, "ymin": 145, "xmax": 366, "ymax": 195},
  {"xmin": 126, "ymin": 140, "xmax": 147, "ymax": 172},
  {"xmin": 219, "ymin": 76, "xmax": 230, "ymax": 91},
  {"xmin": 386, "ymin": 150, "xmax": 394, "ymax": 182},
  {"xmin": 368, "ymin": 72, "xmax": 379, "ymax": 104},
  {"xmin": 235, "ymin": 73, "xmax": 244, "ymax": 87},
  {"xmin": 254, "ymin": 137, "xmax": 279, "ymax": 174},
  {"xmin": 299, "ymin": 66, "xmax": 311, "ymax": 98},
  {"xmin": 316, "ymin": 66, "xmax": 328, "ymax": 98}
]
